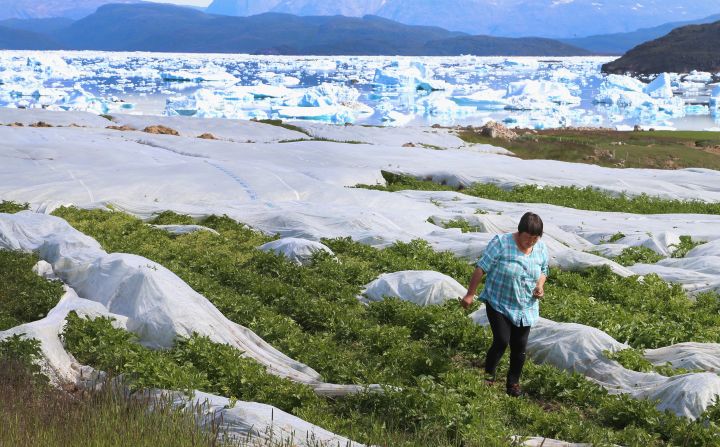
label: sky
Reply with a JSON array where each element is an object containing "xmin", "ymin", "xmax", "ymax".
[{"xmin": 146, "ymin": 0, "xmax": 212, "ymax": 6}]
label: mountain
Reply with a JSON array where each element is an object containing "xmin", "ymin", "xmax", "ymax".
[
  {"xmin": 422, "ymin": 35, "xmax": 588, "ymax": 57},
  {"xmin": 0, "ymin": 0, "xmax": 139, "ymax": 20},
  {"xmin": 1, "ymin": 3, "xmax": 588, "ymax": 55},
  {"xmin": 561, "ymin": 13, "xmax": 720, "ymax": 54},
  {"xmin": 206, "ymin": 0, "xmax": 386, "ymax": 17},
  {"xmin": 0, "ymin": 25, "xmax": 63, "ymax": 49},
  {"xmin": 0, "ymin": 17, "xmax": 74, "ymax": 33},
  {"xmin": 205, "ymin": 0, "xmax": 720, "ymax": 38},
  {"xmin": 602, "ymin": 21, "xmax": 720, "ymax": 75}
]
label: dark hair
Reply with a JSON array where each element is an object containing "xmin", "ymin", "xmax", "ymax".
[{"xmin": 518, "ymin": 212, "xmax": 543, "ymax": 236}]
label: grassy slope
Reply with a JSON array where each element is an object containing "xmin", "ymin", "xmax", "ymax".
[
  {"xmin": 47, "ymin": 207, "xmax": 720, "ymax": 446},
  {"xmin": 458, "ymin": 129, "xmax": 720, "ymax": 170},
  {"xmin": 358, "ymin": 171, "xmax": 720, "ymax": 215}
]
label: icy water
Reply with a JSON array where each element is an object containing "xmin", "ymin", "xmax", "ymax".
[{"xmin": 1, "ymin": 51, "xmax": 718, "ymax": 130}]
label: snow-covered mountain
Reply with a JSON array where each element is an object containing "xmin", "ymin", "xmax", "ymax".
[
  {"xmin": 206, "ymin": 0, "xmax": 720, "ymax": 38},
  {"xmin": 206, "ymin": 0, "xmax": 385, "ymax": 17}
]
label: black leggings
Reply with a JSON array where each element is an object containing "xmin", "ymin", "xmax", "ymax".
[{"xmin": 484, "ymin": 303, "xmax": 531, "ymax": 386}]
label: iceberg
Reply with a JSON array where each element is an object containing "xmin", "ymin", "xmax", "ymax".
[
  {"xmin": 159, "ymin": 65, "xmax": 237, "ymax": 85},
  {"xmin": 504, "ymin": 80, "xmax": 580, "ymax": 110},
  {"xmin": 602, "ymin": 74, "xmax": 646, "ymax": 93},
  {"xmin": 645, "ymin": 73, "xmax": 674, "ymax": 99},
  {"xmin": 711, "ymin": 85, "xmax": 720, "ymax": 109},
  {"xmin": 297, "ymin": 83, "xmax": 360, "ymax": 108},
  {"xmin": 451, "ymin": 88, "xmax": 507, "ymax": 110},
  {"xmin": 684, "ymin": 71, "xmax": 713, "ymax": 83}
]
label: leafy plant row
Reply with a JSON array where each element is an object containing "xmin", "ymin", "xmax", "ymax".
[
  {"xmin": 357, "ymin": 171, "xmax": 720, "ymax": 215},
  {"xmin": 0, "ymin": 250, "xmax": 65, "ymax": 331},
  {"xmin": 49, "ymin": 207, "xmax": 720, "ymax": 446}
]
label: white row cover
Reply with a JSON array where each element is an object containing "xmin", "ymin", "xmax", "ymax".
[
  {"xmin": 361, "ymin": 270, "xmax": 466, "ymax": 306},
  {"xmin": 3, "ymin": 109, "xmax": 720, "ymax": 292},
  {"xmin": 0, "ymin": 211, "xmax": 379, "ymax": 397},
  {"xmin": 258, "ymin": 237, "xmax": 335, "ymax": 266}
]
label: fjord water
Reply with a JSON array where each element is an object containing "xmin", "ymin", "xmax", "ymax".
[{"xmin": 1, "ymin": 51, "xmax": 718, "ymax": 130}]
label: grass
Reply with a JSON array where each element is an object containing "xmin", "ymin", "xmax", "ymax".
[
  {"xmin": 0, "ymin": 362, "xmax": 236, "ymax": 447},
  {"xmin": 357, "ymin": 171, "xmax": 720, "ymax": 215},
  {"xmin": 256, "ymin": 119, "xmax": 311, "ymax": 136},
  {"xmin": 278, "ymin": 137, "xmax": 366, "ymax": 144},
  {"xmin": 458, "ymin": 128, "xmax": 720, "ymax": 170},
  {"xmin": 46, "ymin": 207, "xmax": 720, "ymax": 446}
]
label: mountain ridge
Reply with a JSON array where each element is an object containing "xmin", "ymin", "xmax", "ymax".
[
  {"xmin": 205, "ymin": 0, "xmax": 720, "ymax": 38},
  {"xmin": 602, "ymin": 20, "xmax": 720, "ymax": 75},
  {"xmin": 560, "ymin": 13, "xmax": 720, "ymax": 54},
  {"xmin": 0, "ymin": 3, "xmax": 590, "ymax": 56}
]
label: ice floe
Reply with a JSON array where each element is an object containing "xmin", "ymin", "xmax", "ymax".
[{"xmin": 1, "ymin": 52, "xmax": 718, "ymax": 130}]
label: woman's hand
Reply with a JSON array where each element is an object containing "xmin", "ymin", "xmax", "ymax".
[
  {"xmin": 461, "ymin": 293, "xmax": 475, "ymax": 309},
  {"xmin": 533, "ymin": 285, "xmax": 544, "ymax": 299}
]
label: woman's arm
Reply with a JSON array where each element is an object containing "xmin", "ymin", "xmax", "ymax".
[
  {"xmin": 533, "ymin": 274, "xmax": 547, "ymax": 299},
  {"xmin": 461, "ymin": 267, "xmax": 485, "ymax": 309},
  {"xmin": 534, "ymin": 244, "xmax": 549, "ymax": 299}
]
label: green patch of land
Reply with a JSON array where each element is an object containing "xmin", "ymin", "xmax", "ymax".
[
  {"xmin": 458, "ymin": 129, "xmax": 720, "ymax": 170},
  {"xmin": 358, "ymin": 171, "xmax": 720, "ymax": 215}
]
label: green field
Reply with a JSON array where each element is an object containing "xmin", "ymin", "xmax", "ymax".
[
  {"xmin": 458, "ymin": 129, "xmax": 720, "ymax": 170},
  {"xmin": 10, "ymin": 206, "xmax": 713, "ymax": 446}
]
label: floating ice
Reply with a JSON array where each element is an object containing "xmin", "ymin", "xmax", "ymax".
[
  {"xmin": 711, "ymin": 85, "xmax": 720, "ymax": 109},
  {"xmin": 451, "ymin": 88, "xmax": 507, "ymax": 110},
  {"xmin": 505, "ymin": 80, "xmax": 580, "ymax": 110},
  {"xmin": 645, "ymin": 73, "xmax": 674, "ymax": 99},
  {"xmin": 684, "ymin": 71, "xmax": 713, "ymax": 83}
]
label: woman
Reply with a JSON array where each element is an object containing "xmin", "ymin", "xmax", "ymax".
[{"xmin": 461, "ymin": 212, "xmax": 548, "ymax": 397}]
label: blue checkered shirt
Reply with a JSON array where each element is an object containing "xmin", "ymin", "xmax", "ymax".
[{"xmin": 477, "ymin": 233, "xmax": 549, "ymax": 327}]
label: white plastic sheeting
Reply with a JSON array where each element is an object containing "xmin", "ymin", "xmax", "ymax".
[
  {"xmin": 3, "ymin": 109, "xmax": 720, "ymax": 292},
  {"xmin": 470, "ymin": 306, "xmax": 720, "ymax": 419},
  {"xmin": 258, "ymin": 237, "xmax": 335, "ymax": 266},
  {"xmin": 0, "ymin": 211, "xmax": 379, "ymax": 397},
  {"xmin": 361, "ymin": 271, "xmax": 466, "ymax": 306},
  {"xmin": 151, "ymin": 224, "xmax": 220, "ymax": 236},
  {"xmin": 645, "ymin": 343, "xmax": 720, "ymax": 373}
]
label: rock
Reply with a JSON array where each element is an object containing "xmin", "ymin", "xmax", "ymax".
[
  {"xmin": 29, "ymin": 121, "xmax": 53, "ymax": 128},
  {"xmin": 143, "ymin": 125, "xmax": 180, "ymax": 136},
  {"xmin": 106, "ymin": 125, "xmax": 136, "ymax": 131},
  {"xmin": 402, "ymin": 143, "xmax": 416, "ymax": 147},
  {"xmin": 197, "ymin": 133, "xmax": 217, "ymax": 140},
  {"xmin": 479, "ymin": 121, "xmax": 518, "ymax": 140}
]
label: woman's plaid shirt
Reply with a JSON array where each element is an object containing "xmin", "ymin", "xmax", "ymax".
[{"xmin": 477, "ymin": 233, "xmax": 549, "ymax": 327}]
